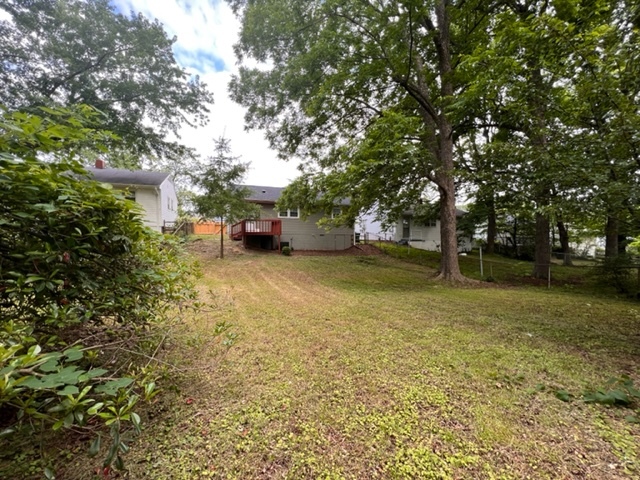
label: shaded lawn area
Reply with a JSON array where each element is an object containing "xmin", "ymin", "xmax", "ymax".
[
  {"xmin": 377, "ymin": 242, "xmax": 603, "ymax": 289},
  {"xmin": 125, "ymin": 251, "xmax": 639, "ymax": 479}
]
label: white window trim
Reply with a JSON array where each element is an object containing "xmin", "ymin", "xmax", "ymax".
[
  {"xmin": 331, "ymin": 207, "xmax": 342, "ymax": 219},
  {"xmin": 278, "ymin": 208, "xmax": 300, "ymax": 218}
]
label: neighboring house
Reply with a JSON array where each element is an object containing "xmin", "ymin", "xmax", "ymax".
[
  {"xmin": 87, "ymin": 159, "xmax": 178, "ymax": 232},
  {"xmin": 394, "ymin": 209, "xmax": 474, "ymax": 252},
  {"xmin": 231, "ymin": 185, "xmax": 355, "ymax": 251}
]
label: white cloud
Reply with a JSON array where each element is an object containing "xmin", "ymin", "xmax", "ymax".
[{"xmin": 110, "ymin": 0, "xmax": 300, "ymax": 187}]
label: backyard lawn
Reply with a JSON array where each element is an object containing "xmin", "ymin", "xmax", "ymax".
[{"xmin": 122, "ymin": 246, "xmax": 637, "ymax": 478}]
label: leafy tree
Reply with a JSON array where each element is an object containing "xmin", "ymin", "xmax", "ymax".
[
  {"xmin": 227, "ymin": 0, "xmax": 497, "ymax": 281},
  {"xmin": 0, "ymin": 0, "xmax": 213, "ymax": 163},
  {"xmin": 193, "ymin": 136, "xmax": 259, "ymax": 259}
]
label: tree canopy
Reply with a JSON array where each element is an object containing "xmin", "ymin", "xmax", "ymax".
[
  {"xmin": 193, "ymin": 136, "xmax": 260, "ymax": 258},
  {"xmin": 228, "ymin": 0, "xmax": 640, "ymax": 279},
  {"xmin": 228, "ymin": 0, "xmax": 497, "ymax": 281},
  {"xmin": 0, "ymin": 0, "xmax": 213, "ymax": 163}
]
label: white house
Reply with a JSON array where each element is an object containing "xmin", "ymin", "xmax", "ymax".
[
  {"xmin": 394, "ymin": 209, "xmax": 474, "ymax": 252},
  {"xmin": 87, "ymin": 160, "xmax": 178, "ymax": 232}
]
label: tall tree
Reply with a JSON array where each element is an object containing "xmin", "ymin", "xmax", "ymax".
[
  {"xmin": 227, "ymin": 0, "xmax": 497, "ymax": 281},
  {"xmin": 193, "ymin": 136, "xmax": 259, "ymax": 259},
  {"xmin": 0, "ymin": 0, "xmax": 213, "ymax": 163}
]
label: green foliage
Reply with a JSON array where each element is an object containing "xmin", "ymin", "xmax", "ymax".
[
  {"xmin": 0, "ymin": 108, "xmax": 197, "ymax": 475},
  {"xmin": 583, "ymin": 376, "xmax": 640, "ymax": 410},
  {"xmin": 0, "ymin": 0, "xmax": 213, "ymax": 162},
  {"xmin": 281, "ymin": 246, "xmax": 292, "ymax": 256},
  {"xmin": 0, "ymin": 104, "xmax": 114, "ymax": 159},
  {"xmin": 592, "ymin": 255, "xmax": 637, "ymax": 294},
  {"xmin": 228, "ymin": 0, "xmax": 499, "ymax": 278},
  {"xmin": 193, "ymin": 136, "xmax": 258, "ymax": 223}
]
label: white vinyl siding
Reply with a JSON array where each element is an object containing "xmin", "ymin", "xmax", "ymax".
[
  {"xmin": 160, "ymin": 177, "xmax": 178, "ymax": 227},
  {"xmin": 133, "ymin": 188, "xmax": 161, "ymax": 231},
  {"xmin": 394, "ymin": 217, "xmax": 473, "ymax": 252}
]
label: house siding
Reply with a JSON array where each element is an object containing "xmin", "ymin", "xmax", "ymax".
[
  {"xmin": 395, "ymin": 216, "xmax": 473, "ymax": 252},
  {"xmin": 160, "ymin": 177, "xmax": 178, "ymax": 227},
  {"xmin": 133, "ymin": 187, "xmax": 161, "ymax": 231},
  {"xmin": 259, "ymin": 205, "xmax": 354, "ymax": 251}
]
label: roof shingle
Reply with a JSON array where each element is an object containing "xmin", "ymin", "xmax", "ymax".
[{"xmin": 87, "ymin": 167, "xmax": 170, "ymax": 186}]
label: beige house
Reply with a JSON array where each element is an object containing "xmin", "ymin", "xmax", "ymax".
[
  {"xmin": 231, "ymin": 185, "xmax": 354, "ymax": 251},
  {"xmin": 87, "ymin": 160, "xmax": 178, "ymax": 232}
]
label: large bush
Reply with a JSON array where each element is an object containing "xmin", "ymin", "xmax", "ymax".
[{"xmin": 0, "ymin": 107, "xmax": 198, "ymax": 476}]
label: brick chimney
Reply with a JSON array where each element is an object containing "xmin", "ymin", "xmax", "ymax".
[{"xmin": 95, "ymin": 158, "xmax": 106, "ymax": 169}]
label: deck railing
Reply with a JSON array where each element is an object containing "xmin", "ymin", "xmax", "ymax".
[{"xmin": 230, "ymin": 219, "xmax": 282, "ymax": 239}]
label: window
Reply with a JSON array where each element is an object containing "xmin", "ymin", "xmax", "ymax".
[
  {"xmin": 278, "ymin": 208, "xmax": 299, "ymax": 218},
  {"xmin": 424, "ymin": 219, "xmax": 436, "ymax": 227},
  {"xmin": 402, "ymin": 218, "xmax": 410, "ymax": 238},
  {"xmin": 331, "ymin": 207, "xmax": 342, "ymax": 218}
]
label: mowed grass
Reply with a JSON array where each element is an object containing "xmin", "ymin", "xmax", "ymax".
[{"xmin": 125, "ymin": 249, "xmax": 639, "ymax": 479}]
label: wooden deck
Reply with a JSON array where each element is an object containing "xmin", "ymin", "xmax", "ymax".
[{"xmin": 230, "ymin": 219, "xmax": 282, "ymax": 241}]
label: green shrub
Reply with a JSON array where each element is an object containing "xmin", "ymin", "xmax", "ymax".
[
  {"xmin": 282, "ymin": 246, "xmax": 292, "ymax": 256},
  {"xmin": 0, "ymin": 107, "xmax": 199, "ymax": 476},
  {"xmin": 592, "ymin": 255, "xmax": 636, "ymax": 294}
]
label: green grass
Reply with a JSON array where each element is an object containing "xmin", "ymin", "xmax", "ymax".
[
  {"xmin": 45, "ymin": 249, "xmax": 640, "ymax": 478},
  {"xmin": 377, "ymin": 242, "xmax": 623, "ymax": 293}
]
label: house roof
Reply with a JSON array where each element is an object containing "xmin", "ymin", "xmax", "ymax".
[
  {"xmin": 242, "ymin": 185, "xmax": 350, "ymax": 206},
  {"xmin": 243, "ymin": 185, "xmax": 284, "ymax": 203},
  {"xmin": 87, "ymin": 167, "xmax": 170, "ymax": 186}
]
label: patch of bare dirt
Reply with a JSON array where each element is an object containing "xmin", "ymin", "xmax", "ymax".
[
  {"xmin": 185, "ymin": 237, "xmax": 246, "ymax": 259},
  {"xmin": 185, "ymin": 237, "xmax": 385, "ymax": 259}
]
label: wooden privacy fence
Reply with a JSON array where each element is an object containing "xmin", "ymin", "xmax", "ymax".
[
  {"xmin": 162, "ymin": 221, "xmax": 223, "ymax": 235},
  {"xmin": 193, "ymin": 221, "xmax": 223, "ymax": 235}
]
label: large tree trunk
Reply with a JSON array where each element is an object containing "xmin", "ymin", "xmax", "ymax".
[
  {"xmin": 220, "ymin": 219, "xmax": 225, "ymax": 259},
  {"xmin": 530, "ymin": 67, "xmax": 550, "ymax": 280},
  {"xmin": 605, "ymin": 215, "xmax": 619, "ymax": 258},
  {"xmin": 618, "ymin": 234, "xmax": 627, "ymax": 255},
  {"xmin": 486, "ymin": 195, "xmax": 496, "ymax": 255},
  {"xmin": 557, "ymin": 220, "xmax": 572, "ymax": 266},
  {"xmin": 436, "ymin": 170, "xmax": 464, "ymax": 281},
  {"xmin": 430, "ymin": 0, "xmax": 465, "ymax": 282},
  {"xmin": 532, "ymin": 212, "xmax": 551, "ymax": 278}
]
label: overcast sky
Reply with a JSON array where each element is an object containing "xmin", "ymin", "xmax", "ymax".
[{"xmin": 110, "ymin": 0, "xmax": 301, "ymax": 187}]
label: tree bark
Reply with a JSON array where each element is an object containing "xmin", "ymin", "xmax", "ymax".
[
  {"xmin": 557, "ymin": 220, "xmax": 572, "ymax": 266},
  {"xmin": 436, "ymin": 167, "xmax": 464, "ymax": 281},
  {"xmin": 432, "ymin": 1, "xmax": 465, "ymax": 282},
  {"xmin": 486, "ymin": 195, "xmax": 496, "ymax": 255},
  {"xmin": 532, "ymin": 212, "xmax": 551, "ymax": 278},
  {"xmin": 529, "ymin": 67, "xmax": 550, "ymax": 280},
  {"xmin": 605, "ymin": 215, "xmax": 618, "ymax": 258},
  {"xmin": 618, "ymin": 234, "xmax": 627, "ymax": 255},
  {"xmin": 220, "ymin": 219, "xmax": 224, "ymax": 259}
]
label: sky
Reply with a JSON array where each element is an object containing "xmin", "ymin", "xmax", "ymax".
[{"xmin": 110, "ymin": 0, "xmax": 301, "ymax": 187}]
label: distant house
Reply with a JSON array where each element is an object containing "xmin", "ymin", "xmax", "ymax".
[
  {"xmin": 394, "ymin": 209, "xmax": 474, "ymax": 252},
  {"xmin": 230, "ymin": 185, "xmax": 354, "ymax": 251},
  {"xmin": 87, "ymin": 159, "xmax": 178, "ymax": 232}
]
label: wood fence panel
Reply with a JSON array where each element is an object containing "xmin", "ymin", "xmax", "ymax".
[{"xmin": 193, "ymin": 222, "xmax": 222, "ymax": 235}]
